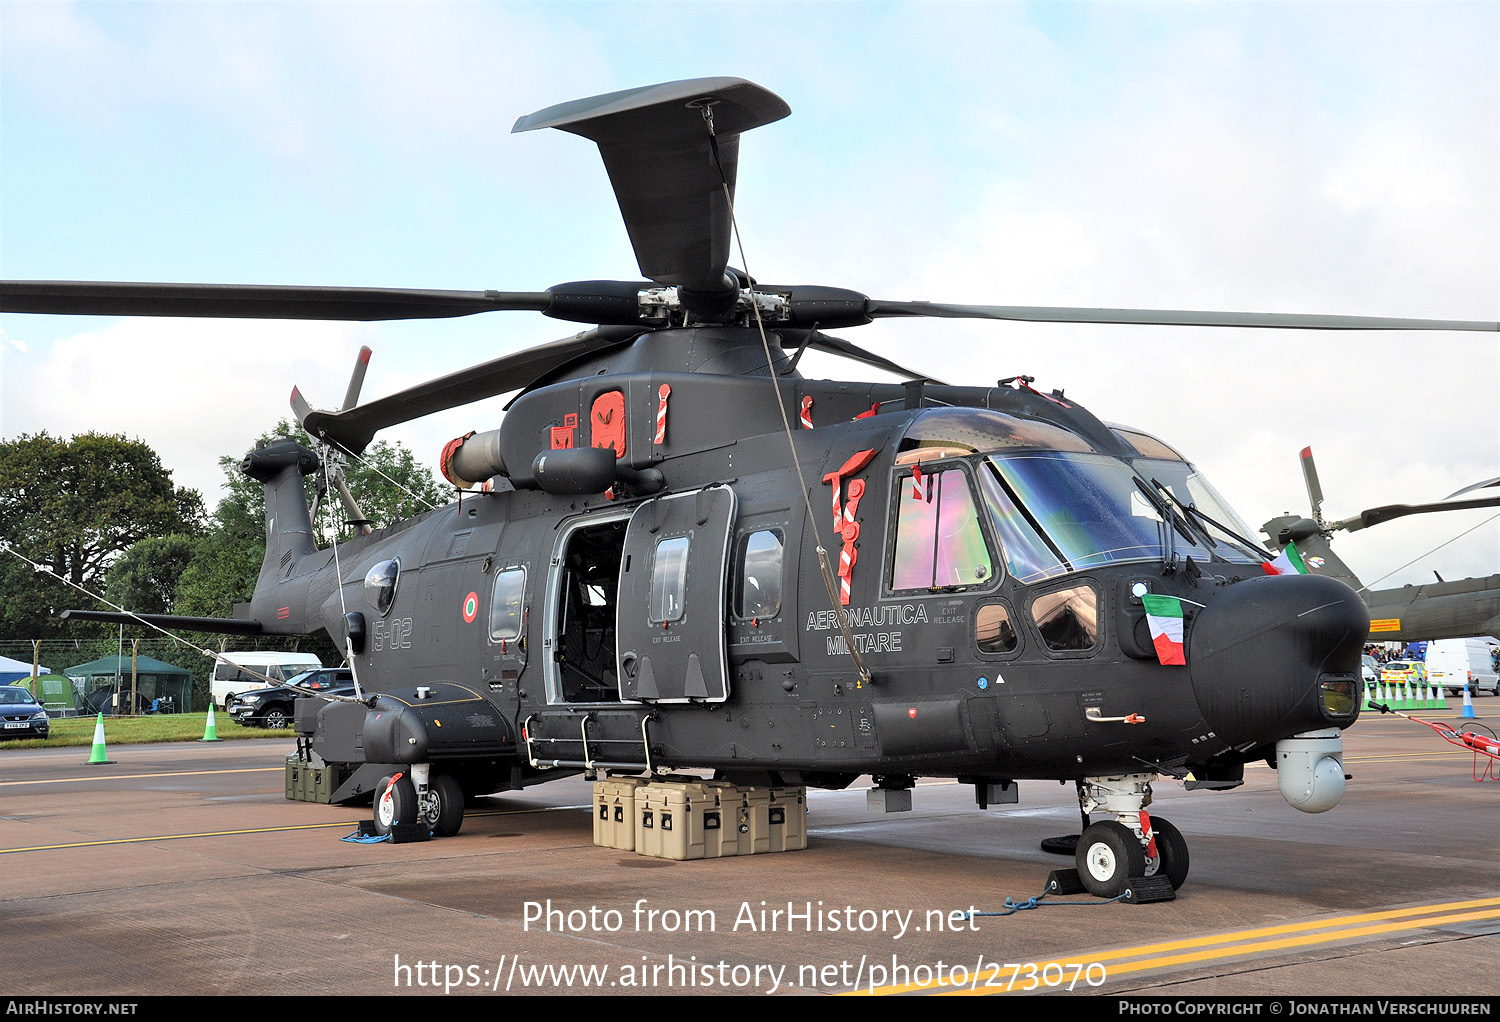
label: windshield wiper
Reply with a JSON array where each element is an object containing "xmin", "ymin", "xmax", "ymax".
[{"xmin": 1150, "ymin": 478, "xmax": 1267, "ymax": 559}]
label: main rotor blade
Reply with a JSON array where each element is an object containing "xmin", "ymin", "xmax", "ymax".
[
  {"xmin": 0, "ymin": 281, "xmax": 550, "ymax": 321},
  {"xmin": 799, "ymin": 331, "xmax": 941, "ymax": 382},
  {"xmin": 298, "ymin": 326, "xmax": 639, "ymax": 454},
  {"xmin": 514, "ymin": 78, "xmax": 790, "ymax": 297},
  {"xmin": 866, "ymin": 300, "xmax": 1500, "ymax": 332},
  {"xmin": 1330, "ymin": 494, "xmax": 1500, "ymax": 533}
]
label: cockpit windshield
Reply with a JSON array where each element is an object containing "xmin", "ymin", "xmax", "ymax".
[
  {"xmin": 978, "ymin": 452, "xmax": 1213, "ymax": 583},
  {"xmin": 897, "ymin": 407, "xmax": 1094, "ymax": 463},
  {"xmin": 1137, "ymin": 458, "xmax": 1267, "ymax": 563},
  {"xmin": 1110, "ymin": 425, "xmax": 1267, "ymax": 563}
]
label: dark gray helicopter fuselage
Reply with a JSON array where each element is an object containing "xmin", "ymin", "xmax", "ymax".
[{"xmin": 243, "ymin": 327, "xmax": 1366, "ymax": 802}]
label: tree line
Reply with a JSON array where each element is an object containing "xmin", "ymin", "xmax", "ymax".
[{"xmin": 0, "ymin": 425, "xmax": 447, "ymax": 706}]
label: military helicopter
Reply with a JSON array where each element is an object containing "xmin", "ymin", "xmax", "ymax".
[
  {"xmin": 8, "ymin": 77, "xmax": 1498, "ymax": 899},
  {"xmin": 1261, "ymin": 448, "xmax": 1500, "ymax": 642}
]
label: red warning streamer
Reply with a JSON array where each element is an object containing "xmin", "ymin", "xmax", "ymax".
[
  {"xmin": 822, "ymin": 452, "xmax": 875, "ymax": 606},
  {"xmin": 654, "ymin": 384, "xmax": 671, "ymax": 446}
]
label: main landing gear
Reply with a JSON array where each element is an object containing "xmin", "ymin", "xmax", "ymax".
[
  {"xmin": 372, "ymin": 764, "xmax": 465, "ymax": 840},
  {"xmin": 1073, "ymin": 774, "xmax": 1189, "ymax": 899}
]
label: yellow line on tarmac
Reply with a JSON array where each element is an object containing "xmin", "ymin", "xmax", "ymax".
[
  {"xmin": 854, "ymin": 896, "xmax": 1500, "ymax": 996},
  {"xmin": 0, "ymin": 819, "xmax": 363, "ymax": 853},
  {"xmin": 0, "ymin": 804, "xmax": 589, "ymax": 855},
  {"xmin": 0, "ymin": 767, "xmax": 283, "ymax": 787}
]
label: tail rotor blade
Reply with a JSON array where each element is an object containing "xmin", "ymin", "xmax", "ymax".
[
  {"xmin": 334, "ymin": 474, "xmax": 372, "ymax": 536},
  {"xmin": 290, "ymin": 385, "xmax": 315, "ymax": 429},
  {"xmin": 342, "ymin": 346, "xmax": 373, "ymax": 411}
]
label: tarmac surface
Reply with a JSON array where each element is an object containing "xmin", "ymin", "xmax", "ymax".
[{"xmin": 2, "ymin": 707, "xmax": 1497, "ymax": 998}]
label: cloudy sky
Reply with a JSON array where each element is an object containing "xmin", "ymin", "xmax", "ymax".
[{"xmin": 2, "ymin": 1, "xmax": 1496, "ymax": 593}]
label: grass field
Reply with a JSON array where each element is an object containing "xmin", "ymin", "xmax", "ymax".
[{"xmin": 0, "ymin": 713, "xmax": 288, "ymax": 750}]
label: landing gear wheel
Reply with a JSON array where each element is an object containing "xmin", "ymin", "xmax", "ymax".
[
  {"xmin": 1142, "ymin": 817, "xmax": 1190, "ymax": 890},
  {"xmin": 423, "ymin": 773, "xmax": 465, "ymax": 837},
  {"xmin": 372, "ymin": 774, "xmax": 417, "ymax": 836},
  {"xmin": 1075, "ymin": 821, "xmax": 1146, "ymax": 899}
]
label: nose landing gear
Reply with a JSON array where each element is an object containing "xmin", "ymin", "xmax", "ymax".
[{"xmin": 1074, "ymin": 774, "xmax": 1189, "ymax": 899}]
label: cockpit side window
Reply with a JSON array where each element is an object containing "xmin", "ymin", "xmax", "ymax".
[
  {"xmin": 976, "ymin": 602, "xmax": 1020, "ymax": 655},
  {"xmin": 364, "ymin": 558, "xmax": 400, "ymax": 616},
  {"xmin": 890, "ymin": 467, "xmax": 995, "ymax": 591},
  {"xmin": 1031, "ymin": 584, "xmax": 1101, "ymax": 653}
]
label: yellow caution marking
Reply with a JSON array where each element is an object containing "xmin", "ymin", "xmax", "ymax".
[
  {"xmin": 0, "ymin": 767, "xmax": 283, "ymax": 787},
  {"xmin": 853, "ymin": 896, "xmax": 1500, "ymax": 996}
]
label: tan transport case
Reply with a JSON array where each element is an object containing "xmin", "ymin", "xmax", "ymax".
[{"xmin": 593, "ymin": 776, "xmax": 649, "ymax": 850}]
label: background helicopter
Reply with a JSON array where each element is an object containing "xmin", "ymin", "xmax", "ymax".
[
  {"xmin": 1261, "ymin": 448, "xmax": 1500, "ymax": 643},
  {"xmin": 7, "ymin": 73, "xmax": 1497, "ymax": 900}
]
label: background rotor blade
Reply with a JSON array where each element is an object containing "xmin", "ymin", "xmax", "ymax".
[
  {"xmin": 0, "ymin": 281, "xmax": 550, "ymax": 320},
  {"xmin": 1300, "ymin": 446, "xmax": 1325, "ymax": 521},
  {"xmin": 865, "ymin": 300, "xmax": 1500, "ymax": 332},
  {"xmin": 1446, "ymin": 477, "xmax": 1500, "ymax": 499},
  {"xmin": 1329, "ymin": 494, "xmax": 1500, "ymax": 533},
  {"xmin": 300, "ymin": 326, "xmax": 639, "ymax": 454},
  {"xmin": 514, "ymin": 78, "xmax": 790, "ymax": 296}
]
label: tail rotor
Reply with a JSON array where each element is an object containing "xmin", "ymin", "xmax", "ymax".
[{"xmin": 293, "ymin": 346, "xmax": 375, "ymax": 536}]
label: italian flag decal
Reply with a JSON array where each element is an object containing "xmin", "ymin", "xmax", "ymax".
[
  {"xmin": 1263, "ymin": 541, "xmax": 1310, "ymax": 576},
  {"xmin": 1140, "ymin": 594, "xmax": 1187, "ymax": 666}
]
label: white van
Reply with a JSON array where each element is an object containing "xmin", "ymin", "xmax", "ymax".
[
  {"xmin": 1424, "ymin": 637, "xmax": 1500, "ymax": 697},
  {"xmin": 211, "ymin": 652, "xmax": 324, "ymax": 709}
]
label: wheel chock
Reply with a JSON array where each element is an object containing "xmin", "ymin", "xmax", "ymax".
[
  {"xmin": 1047, "ymin": 868, "xmax": 1088, "ymax": 896},
  {"xmin": 389, "ymin": 822, "xmax": 431, "ymax": 844},
  {"xmin": 1121, "ymin": 875, "xmax": 1176, "ymax": 904}
]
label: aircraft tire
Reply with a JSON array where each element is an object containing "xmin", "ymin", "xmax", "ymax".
[
  {"xmin": 1075, "ymin": 821, "xmax": 1145, "ymax": 899},
  {"xmin": 428, "ymin": 773, "xmax": 465, "ymax": 837},
  {"xmin": 1144, "ymin": 817, "xmax": 1190, "ymax": 890},
  {"xmin": 373, "ymin": 774, "xmax": 417, "ymax": 835}
]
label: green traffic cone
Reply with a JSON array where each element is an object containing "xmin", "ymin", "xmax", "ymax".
[
  {"xmin": 198, "ymin": 703, "xmax": 222, "ymax": 743},
  {"xmin": 85, "ymin": 712, "xmax": 115, "ymax": 765}
]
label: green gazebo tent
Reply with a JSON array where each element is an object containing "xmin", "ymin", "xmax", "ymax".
[{"xmin": 64, "ymin": 654, "xmax": 193, "ymax": 715}]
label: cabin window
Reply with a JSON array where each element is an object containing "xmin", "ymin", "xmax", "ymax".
[
  {"xmin": 735, "ymin": 529, "xmax": 784, "ymax": 620},
  {"xmin": 976, "ymin": 603, "xmax": 1019, "ymax": 654},
  {"xmin": 364, "ymin": 558, "xmax": 400, "ymax": 616},
  {"xmin": 890, "ymin": 467, "xmax": 994, "ymax": 591},
  {"xmin": 489, "ymin": 567, "xmax": 526, "ymax": 642},
  {"xmin": 649, "ymin": 536, "xmax": 691, "ymax": 623},
  {"xmin": 1030, "ymin": 584, "xmax": 1100, "ymax": 652}
]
